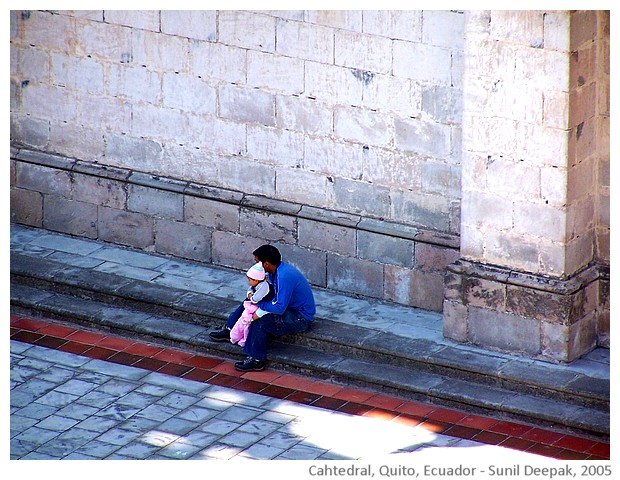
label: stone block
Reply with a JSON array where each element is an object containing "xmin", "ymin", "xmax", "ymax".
[
  {"xmin": 10, "ymin": 188, "xmax": 43, "ymax": 227},
  {"xmin": 161, "ymin": 10, "xmax": 216, "ymax": 41},
  {"xmin": 155, "ymin": 218, "xmax": 211, "ymax": 262},
  {"xmin": 98, "ymin": 206, "xmax": 154, "ymax": 249},
  {"xmin": 542, "ymin": 90, "xmax": 569, "ymax": 130},
  {"xmin": 276, "ymin": 169, "xmax": 329, "ymax": 206},
  {"xmin": 162, "ymin": 72, "xmax": 216, "ymax": 114},
  {"xmin": 78, "ymin": 93, "xmax": 132, "ymax": 133},
  {"xmin": 242, "ymin": 194, "xmax": 301, "ymax": 216},
  {"xmin": 72, "ymin": 172, "xmax": 126, "ymax": 209},
  {"xmin": 21, "ymin": 82, "xmax": 76, "ymax": 123},
  {"xmin": 21, "ymin": 10, "xmax": 75, "ymax": 53},
  {"xmin": 219, "ymin": 157, "xmax": 275, "ymax": 197},
  {"xmin": 247, "ymin": 125, "xmax": 304, "ymax": 168},
  {"xmin": 239, "ymin": 208, "xmax": 297, "ymax": 244},
  {"xmin": 51, "ymin": 53, "xmax": 104, "ymax": 95},
  {"xmin": 15, "ymin": 44, "xmax": 50, "ymax": 83},
  {"xmin": 362, "ymin": 74, "xmax": 421, "ymax": 118},
  {"xmin": 43, "ymin": 195, "xmax": 98, "ymax": 238},
  {"xmin": 327, "ymin": 254, "xmax": 383, "ymax": 298},
  {"xmin": 469, "ymin": 306, "xmax": 541, "ymax": 356},
  {"xmin": 360, "ymin": 146, "xmax": 422, "ymax": 189},
  {"xmin": 421, "ymin": 161, "xmax": 460, "ymax": 197},
  {"xmin": 334, "ymin": 29, "xmax": 392, "ymax": 74},
  {"xmin": 190, "ymin": 41, "xmax": 246, "ymax": 84},
  {"xmin": 132, "ymin": 29, "xmax": 189, "ymax": 73},
  {"xmin": 247, "ymin": 50, "xmax": 304, "ymax": 95},
  {"xmin": 15, "ymin": 162, "xmax": 72, "ymax": 196},
  {"xmin": 358, "ymin": 230, "xmax": 414, "ymax": 268},
  {"xmin": 334, "ymin": 105, "xmax": 393, "ymax": 147},
  {"xmin": 105, "ymin": 133, "xmax": 163, "ymax": 172},
  {"xmin": 544, "ymin": 49, "xmax": 570, "ymax": 92},
  {"xmin": 362, "ymin": 10, "xmax": 422, "ymax": 42},
  {"xmin": 464, "ymin": 277, "xmax": 507, "ymax": 310},
  {"xmin": 422, "ymin": 85, "xmax": 462, "ymax": 124},
  {"xmin": 305, "ymin": 61, "xmax": 363, "ymax": 106},
  {"xmin": 106, "ymin": 63, "xmax": 161, "ymax": 103},
  {"xmin": 422, "ymin": 10, "xmax": 465, "ymax": 49},
  {"xmin": 10, "ymin": 114, "xmax": 50, "ymax": 150},
  {"xmin": 76, "ymin": 19, "xmax": 132, "ymax": 63},
  {"xmin": 185, "ymin": 196, "xmax": 239, "ymax": 232},
  {"xmin": 390, "ymin": 189, "xmax": 450, "ymax": 231},
  {"xmin": 306, "ymin": 10, "xmax": 362, "ymax": 32},
  {"xmin": 541, "ymin": 316, "xmax": 597, "ymax": 363},
  {"xmin": 415, "ymin": 243, "xmax": 459, "ymax": 273},
  {"xmin": 490, "ymin": 11, "xmax": 543, "ymax": 48},
  {"xmin": 332, "ymin": 178, "xmax": 390, "ymax": 218},
  {"xmin": 304, "ymin": 136, "xmax": 363, "ymax": 179},
  {"xmin": 394, "ymin": 117, "xmax": 451, "ymax": 159},
  {"xmin": 384, "ymin": 265, "xmax": 444, "ymax": 311},
  {"xmin": 569, "ymin": 81, "xmax": 596, "ymax": 129},
  {"xmin": 127, "ymin": 184, "xmax": 183, "ymax": 220},
  {"xmin": 443, "ymin": 268, "xmax": 464, "ymax": 302},
  {"xmin": 393, "ymin": 40, "xmax": 451, "ymax": 85},
  {"xmin": 543, "ymin": 11, "xmax": 570, "ymax": 51},
  {"xmin": 211, "ymin": 231, "xmax": 264, "ymax": 270},
  {"xmin": 513, "ymin": 202, "xmax": 566, "ymax": 243},
  {"xmin": 187, "ymin": 116, "xmax": 247, "ymax": 156},
  {"xmin": 104, "ymin": 10, "xmax": 160, "ymax": 31},
  {"xmin": 131, "ymin": 103, "xmax": 188, "ymax": 145},
  {"xmin": 219, "ymin": 11, "xmax": 276, "ymax": 52},
  {"xmin": 298, "ymin": 218, "xmax": 356, "ymax": 256},
  {"xmin": 540, "ymin": 165, "xmax": 568, "ymax": 206},
  {"xmin": 274, "ymin": 243, "xmax": 327, "ymax": 288},
  {"xmin": 276, "ymin": 18, "xmax": 334, "ymax": 63},
  {"xmin": 460, "ymin": 191, "xmax": 513, "ymax": 230},
  {"xmin": 484, "ymin": 230, "xmax": 540, "ymax": 273},
  {"xmin": 276, "ymin": 95, "xmax": 333, "ymax": 136},
  {"xmin": 48, "ymin": 122, "xmax": 105, "ymax": 163},
  {"xmin": 570, "ymin": 10, "xmax": 598, "ymax": 49},
  {"xmin": 486, "ymin": 157, "xmax": 540, "ymax": 200},
  {"xmin": 442, "ymin": 300, "xmax": 468, "ymax": 342},
  {"xmin": 565, "ymin": 230, "xmax": 595, "ymax": 276},
  {"xmin": 219, "ymin": 84, "xmax": 276, "ymax": 126}
]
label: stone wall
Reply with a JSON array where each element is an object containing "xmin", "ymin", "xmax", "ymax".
[
  {"xmin": 10, "ymin": 10, "xmax": 464, "ymax": 233},
  {"xmin": 10, "ymin": 10, "xmax": 610, "ymax": 361},
  {"xmin": 11, "ymin": 147, "xmax": 459, "ymax": 312},
  {"xmin": 444, "ymin": 11, "xmax": 610, "ymax": 362}
]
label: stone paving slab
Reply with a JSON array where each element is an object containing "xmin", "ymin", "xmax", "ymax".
[{"xmin": 13, "ymin": 340, "xmax": 527, "ymax": 461}]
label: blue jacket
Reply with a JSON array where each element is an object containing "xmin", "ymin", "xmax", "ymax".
[{"xmin": 257, "ymin": 262, "xmax": 316, "ymax": 321}]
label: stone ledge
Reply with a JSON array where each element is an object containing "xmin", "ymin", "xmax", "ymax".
[
  {"xmin": 11, "ymin": 144, "xmax": 460, "ymax": 250},
  {"xmin": 447, "ymin": 259, "xmax": 604, "ymax": 295}
]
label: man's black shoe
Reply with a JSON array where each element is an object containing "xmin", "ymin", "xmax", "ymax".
[
  {"xmin": 234, "ymin": 357, "xmax": 266, "ymax": 372},
  {"xmin": 208, "ymin": 328, "xmax": 230, "ymax": 342}
]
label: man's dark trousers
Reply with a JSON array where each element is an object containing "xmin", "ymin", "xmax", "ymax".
[{"xmin": 226, "ymin": 303, "xmax": 312, "ymax": 361}]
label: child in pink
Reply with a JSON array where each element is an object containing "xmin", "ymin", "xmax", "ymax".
[{"xmin": 230, "ymin": 262, "xmax": 273, "ymax": 347}]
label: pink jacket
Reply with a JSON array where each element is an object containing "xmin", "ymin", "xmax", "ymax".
[{"xmin": 230, "ymin": 301, "xmax": 258, "ymax": 347}]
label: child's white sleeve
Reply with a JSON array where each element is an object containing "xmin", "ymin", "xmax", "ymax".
[{"xmin": 250, "ymin": 281, "xmax": 271, "ymax": 303}]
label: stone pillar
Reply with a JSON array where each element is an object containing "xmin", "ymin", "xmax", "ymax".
[{"xmin": 444, "ymin": 11, "xmax": 609, "ymax": 362}]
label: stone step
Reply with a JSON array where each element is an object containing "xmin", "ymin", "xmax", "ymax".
[
  {"xmin": 10, "ymin": 251, "xmax": 609, "ymax": 409},
  {"xmin": 10, "ymin": 252, "xmax": 610, "ymax": 440}
]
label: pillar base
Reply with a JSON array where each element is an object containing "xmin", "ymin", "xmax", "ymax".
[{"xmin": 443, "ymin": 259, "xmax": 609, "ymax": 363}]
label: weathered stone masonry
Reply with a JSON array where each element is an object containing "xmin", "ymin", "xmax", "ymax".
[
  {"xmin": 11, "ymin": 146, "xmax": 458, "ymax": 313},
  {"xmin": 10, "ymin": 10, "xmax": 609, "ymax": 362}
]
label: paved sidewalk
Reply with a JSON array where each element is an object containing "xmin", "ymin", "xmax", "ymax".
[
  {"xmin": 10, "ymin": 315, "xmax": 610, "ymax": 462},
  {"xmin": 9, "ymin": 338, "xmax": 550, "ymax": 462}
]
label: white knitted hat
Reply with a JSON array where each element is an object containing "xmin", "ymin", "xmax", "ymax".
[{"xmin": 246, "ymin": 262, "xmax": 266, "ymax": 281}]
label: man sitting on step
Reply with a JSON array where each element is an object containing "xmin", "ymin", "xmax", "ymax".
[{"xmin": 209, "ymin": 244, "xmax": 316, "ymax": 372}]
